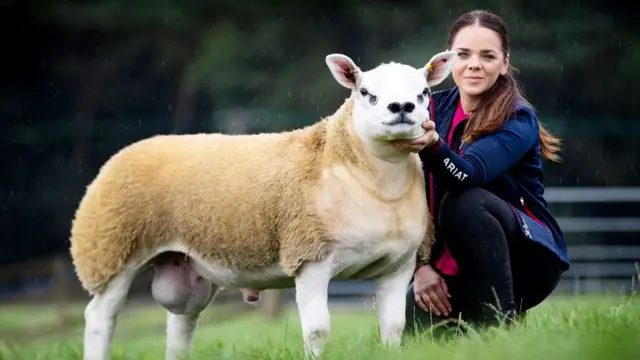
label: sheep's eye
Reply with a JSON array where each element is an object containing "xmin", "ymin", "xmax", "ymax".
[{"xmin": 359, "ymin": 88, "xmax": 376, "ymax": 105}]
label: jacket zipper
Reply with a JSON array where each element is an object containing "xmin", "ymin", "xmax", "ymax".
[{"xmin": 520, "ymin": 196, "xmax": 549, "ymax": 229}]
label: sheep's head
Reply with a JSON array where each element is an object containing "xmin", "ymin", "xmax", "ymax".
[{"xmin": 326, "ymin": 51, "xmax": 456, "ymax": 148}]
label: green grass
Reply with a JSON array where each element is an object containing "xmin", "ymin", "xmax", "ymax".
[{"xmin": 0, "ymin": 294, "xmax": 638, "ymax": 360}]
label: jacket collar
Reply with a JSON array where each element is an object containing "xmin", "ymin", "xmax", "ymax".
[{"xmin": 431, "ymin": 85, "xmax": 461, "ymax": 134}]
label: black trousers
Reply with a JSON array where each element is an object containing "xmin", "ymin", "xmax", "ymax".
[{"xmin": 405, "ymin": 188, "xmax": 564, "ymax": 332}]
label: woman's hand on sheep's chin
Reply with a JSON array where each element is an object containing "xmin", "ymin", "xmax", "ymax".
[{"xmin": 391, "ymin": 120, "xmax": 439, "ymax": 153}]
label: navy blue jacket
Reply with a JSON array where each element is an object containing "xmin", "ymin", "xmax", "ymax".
[{"xmin": 419, "ymin": 86, "xmax": 570, "ymax": 271}]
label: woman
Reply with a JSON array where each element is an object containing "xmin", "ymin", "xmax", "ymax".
[{"xmin": 393, "ymin": 10, "xmax": 570, "ymax": 333}]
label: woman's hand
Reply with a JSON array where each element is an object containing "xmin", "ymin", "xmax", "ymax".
[
  {"xmin": 413, "ymin": 265, "xmax": 452, "ymax": 317},
  {"xmin": 391, "ymin": 120, "xmax": 440, "ymax": 153}
]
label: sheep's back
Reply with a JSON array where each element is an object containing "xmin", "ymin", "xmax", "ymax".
[{"xmin": 137, "ymin": 132, "xmax": 313, "ymax": 265}]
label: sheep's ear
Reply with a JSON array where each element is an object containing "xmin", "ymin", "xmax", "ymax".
[
  {"xmin": 326, "ymin": 54, "xmax": 361, "ymax": 91},
  {"xmin": 424, "ymin": 51, "xmax": 457, "ymax": 87}
]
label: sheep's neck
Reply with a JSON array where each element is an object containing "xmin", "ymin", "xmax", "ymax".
[
  {"xmin": 341, "ymin": 156, "xmax": 416, "ymax": 203},
  {"xmin": 325, "ymin": 106, "xmax": 416, "ymax": 202}
]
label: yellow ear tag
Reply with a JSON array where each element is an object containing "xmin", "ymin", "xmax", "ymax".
[{"xmin": 425, "ymin": 63, "xmax": 434, "ymax": 73}]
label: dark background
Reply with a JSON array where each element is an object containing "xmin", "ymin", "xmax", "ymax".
[{"xmin": 1, "ymin": 1, "xmax": 638, "ymax": 283}]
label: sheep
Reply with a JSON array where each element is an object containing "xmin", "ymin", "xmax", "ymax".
[{"xmin": 69, "ymin": 50, "xmax": 457, "ymax": 360}]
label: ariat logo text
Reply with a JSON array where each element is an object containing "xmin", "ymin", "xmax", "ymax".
[{"xmin": 443, "ymin": 158, "xmax": 468, "ymax": 181}]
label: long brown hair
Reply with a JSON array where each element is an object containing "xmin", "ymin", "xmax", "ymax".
[{"xmin": 448, "ymin": 10, "xmax": 562, "ymax": 162}]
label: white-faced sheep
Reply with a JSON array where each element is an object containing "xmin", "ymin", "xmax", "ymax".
[{"xmin": 70, "ymin": 50, "xmax": 457, "ymax": 360}]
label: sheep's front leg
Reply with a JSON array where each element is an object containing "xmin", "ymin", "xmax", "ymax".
[
  {"xmin": 374, "ymin": 257, "xmax": 416, "ymax": 349},
  {"xmin": 295, "ymin": 260, "xmax": 333, "ymax": 359}
]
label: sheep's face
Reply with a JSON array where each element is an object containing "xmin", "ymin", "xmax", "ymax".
[{"xmin": 326, "ymin": 51, "xmax": 456, "ymax": 144}]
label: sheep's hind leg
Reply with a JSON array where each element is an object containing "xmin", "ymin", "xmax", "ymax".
[
  {"xmin": 374, "ymin": 258, "xmax": 417, "ymax": 349},
  {"xmin": 151, "ymin": 252, "xmax": 216, "ymax": 360},
  {"xmin": 83, "ymin": 265, "xmax": 137, "ymax": 360},
  {"xmin": 295, "ymin": 259, "xmax": 333, "ymax": 359}
]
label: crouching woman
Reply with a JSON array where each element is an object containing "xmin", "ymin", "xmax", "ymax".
[{"xmin": 393, "ymin": 9, "xmax": 570, "ymax": 332}]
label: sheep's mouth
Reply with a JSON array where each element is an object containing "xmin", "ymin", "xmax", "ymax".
[{"xmin": 382, "ymin": 114, "xmax": 416, "ymax": 126}]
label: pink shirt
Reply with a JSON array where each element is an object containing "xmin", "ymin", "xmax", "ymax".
[{"xmin": 434, "ymin": 100, "xmax": 468, "ymax": 276}]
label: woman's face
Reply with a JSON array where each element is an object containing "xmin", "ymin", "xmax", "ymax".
[{"xmin": 450, "ymin": 25, "xmax": 509, "ymax": 98}]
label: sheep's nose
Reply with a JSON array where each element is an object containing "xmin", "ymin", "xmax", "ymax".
[{"xmin": 387, "ymin": 102, "xmax": 415, "ymax": 113}]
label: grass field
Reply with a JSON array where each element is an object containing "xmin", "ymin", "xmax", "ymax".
[{"xmin": 0, "ymin": 293, "xmax": 638, "ymax": 360}]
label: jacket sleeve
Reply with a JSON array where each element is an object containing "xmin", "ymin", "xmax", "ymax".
[{"xmin": 420, "ymin": 107, "xmax": 539, "ymax": 191}]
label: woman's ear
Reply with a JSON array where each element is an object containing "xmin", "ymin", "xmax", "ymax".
[{"xmin": 501, "ymin": 53, "xmax": 510, "ymax": 75}]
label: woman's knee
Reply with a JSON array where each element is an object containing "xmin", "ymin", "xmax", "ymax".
[
  {"xmin": 440, "ymin": 188, "xmax": 517, "ymax": 229},
  {"xmin": 438, "ymin": 188, "xmax": 520, "ymax": 252},
  {"xmin": 439, "ymin": 188, "xmax": 493, "ymax": 226}
]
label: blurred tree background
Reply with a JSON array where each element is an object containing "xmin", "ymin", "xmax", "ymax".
[{"xmin": 1, "ymin": 0, "xmax": 638, "ymax": 270}]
